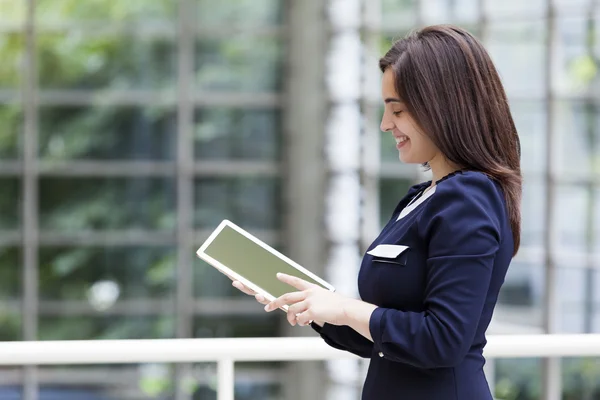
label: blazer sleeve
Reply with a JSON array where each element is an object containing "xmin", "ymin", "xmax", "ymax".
[
  {"xmin": 311, "ymin": 322, "xmax": 373, "ymax": 358},
  {"xmin": 368, "ymin": 173, "xmax": 504, "ymax": 369}
]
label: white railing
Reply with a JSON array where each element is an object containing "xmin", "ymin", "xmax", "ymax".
[{"xmin": 1, "ymin": 334, "xmax": 600, "ymax": 400}]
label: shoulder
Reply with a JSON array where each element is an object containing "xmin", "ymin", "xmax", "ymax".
[
  {"xmin": 419, "ymin": 171, "xmax": 505, "ymax": 236},
  {"xmin": 436, "ymin": 171, "xmax": 503, "ymax": 205}
]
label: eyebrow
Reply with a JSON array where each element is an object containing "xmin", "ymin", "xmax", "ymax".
[{"xmin": 384, "ymin": 98, "xmax": 404, "ymax": 104}]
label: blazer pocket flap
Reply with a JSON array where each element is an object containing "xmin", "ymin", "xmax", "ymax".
[{"xmin": 366, "ymin": 244, "xmax": 409, "ymax": 258}]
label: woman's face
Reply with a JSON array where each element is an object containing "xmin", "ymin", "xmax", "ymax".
[{"xmin": 380, "ymin": 68, "xmax": 439, "ymax": 165}]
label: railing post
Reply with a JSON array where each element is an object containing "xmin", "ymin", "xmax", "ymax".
[{"xmin": 217, "ymin": 359, "xmax": 234, "ymax": 400}]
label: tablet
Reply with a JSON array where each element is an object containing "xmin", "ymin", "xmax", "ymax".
[{"xmin": 196, "ymin": 220, "xmax": 335, "ymax": 310}]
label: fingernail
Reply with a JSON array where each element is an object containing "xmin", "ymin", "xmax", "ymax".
[{"xmin": 264, "ymin": 304, "xmax": 270, "ymax": 311}]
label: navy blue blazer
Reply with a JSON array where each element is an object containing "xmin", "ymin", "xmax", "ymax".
[{"xmin": 312, "ymin": 171, "xmax": 513, "ymax": 400}]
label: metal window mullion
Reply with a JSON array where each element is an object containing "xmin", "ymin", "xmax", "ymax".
[
  {"xmin": 175, "ymin": 0, "xmax": 195, "ymax": 399},
  {"xmin": 22, "ymin": 0, "xmax": 38, "ymax": 399},
  {"xmin": 542, "ymin": 0, "xmax": 561, "ymax": 399}
]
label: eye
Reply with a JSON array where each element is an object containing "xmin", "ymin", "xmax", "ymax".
[{"xmin": 393, "ymin": 110, "xmax": 403, "ymax": 116}]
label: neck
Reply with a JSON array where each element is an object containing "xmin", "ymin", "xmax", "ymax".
[{"xmin": 428, "ymin": 153, "xmax": 460, "ymax": 185}]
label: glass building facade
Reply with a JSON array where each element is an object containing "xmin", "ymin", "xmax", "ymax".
[{"xmin": 0, "ymin": 0, "xmax": 599, "ymax": 399}]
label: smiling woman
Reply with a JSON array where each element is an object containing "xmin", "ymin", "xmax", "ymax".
[{"xmin": 232, "ymin": 24, "xmax": 522, "ymax": 400}]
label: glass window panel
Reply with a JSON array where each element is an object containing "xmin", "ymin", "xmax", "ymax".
[
  {"xmin": 195, "ymin": 0, "xmax": 284, "ymax": 27},
  {"xmin": 39, "ymin": 246, "xmax": 175, "ymax": 302},
  {"xmin": 37, "ymin": 33, "xmax": 176, "ymax": 90},
  {"xmin": 553, "ymin": 17, "xmax": 597, "ymax": 98},
  {"xmin": 36, "ymin": 0, "xmax": 176, "ymax": 22},
  {"xmin": 595, "ymin": 188, "xmax": 600, "ymax": 253},
  {"xmin": 497, "ymin": 260, "xmax": 544, "ymax": 328},
  {"xmin": 0, "ymin": 0, "xmax": 25, "ymax": 24},
  {"xmin": 39, "ymin": 106, "xmax": 176, "ymax": 161},
  {"xmin": 0, "ymin": 178, "xmax": 20, "ymax": 230},
  {"xmin": 420, "ymin": 0, "xmax": 480, "ymax": 24},
  {"xmin": 562, "ymin": 357, "xmax": 600, "ymax": 399},
  {"xmin": 39, "ymin": 316, "xmax": 174, "ymax": 340},
  {"xmin": 555, "ymin": 0, "xmax": 595, "ymax": 14},
  {"xmin": 0, "ymin": 246, "xmax": 21, "ymax": 341},
  {"xmin": 521, "ymin": 178, "xmax": 546, "ymax": 248},
  {"xmin": 379, "ymin": 178, "xmax": 415, "ymax": 227},
  {"xmin": 190, "ymin": 363, "xmax": 281, "ymax": 400},
  {"xmin": 595, "ymin": 268, "xmax": 600, "ymax": 332},
  {"xmin": 193, "ymin": 315, "xmax": 279, "ymax": 338},
  {"xmin": 195, "ymin": 108, "xmax": 281, "ymax": 161},
  {"xmin": 484, "ymin": 0, "xmax": 545, "ymax": 19},
  {"xmin": 555, "ymin": 101, "xmax": 599, "ymax": 179},
  {"xmin": 555, "ymin": 265, "xmax": 590, "ymax": 333},
  {"xmin": 195, "ymin": 257, "xmax": 241, "ymax": 298},
  {"xmin": 39, "ymin": 177, "xmax": 176, "ymax": 231},
  {"xmin": 35, "ymin": 365, "xmax": 175, "ymax": 400},
  {"xmin": 0, "ymin": 32, "xmax": 23, "ymax": 88},
  {"xmin": 194, "ymin": 177, "xmax": 281, "ymax": 230},
  {"xmin": 554, "ymin": 184, "xmax": 589, "ymax": 253},
  {"xmin": 495, "ymin": 358, "xmax": 543, "ymax": 400},
  {"xmin": 510, "ymin": 101, "xmax": 546, "ymax": 175},
  {"xmin": 381, "ymin": 0, "xmax": 417, "ymax": 30},
  {"xmin": 486, "ymin": 21, "xmax": 546, "ymax": 99},
  {"xmin": 0, "ymin": 104, "xmax": 22, "ymax": 159},
  {"xmin": 195, "ymin": 35, "xmax": 283, "ymax": 92}
]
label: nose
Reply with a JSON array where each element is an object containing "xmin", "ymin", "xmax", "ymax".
[{"xmin": 380, "ymin": 112, "xmax": 394, "ymax": 132}]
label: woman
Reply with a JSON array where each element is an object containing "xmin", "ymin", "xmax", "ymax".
[{"xmin": 233, "ymin": 24, "xmax": 521, "ymax": 399}]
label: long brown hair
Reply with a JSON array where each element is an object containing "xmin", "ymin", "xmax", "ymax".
[{"xmin": 380, "ymin": 25, "xmax": 522, "ymax": 255}]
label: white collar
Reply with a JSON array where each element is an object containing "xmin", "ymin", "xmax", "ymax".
[{"xmin": 396, "ymin": 185, "xmax": 437, "ymax": 220}]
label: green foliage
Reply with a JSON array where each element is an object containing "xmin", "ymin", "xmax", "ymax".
[{"xmin": 37, "ymin": 0, "xmax": 176, "ymax": 22}]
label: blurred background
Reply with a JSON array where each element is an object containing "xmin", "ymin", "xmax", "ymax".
[{"xmin": 0, "ymin": 0, "xmax": 599, "ymax": 399}]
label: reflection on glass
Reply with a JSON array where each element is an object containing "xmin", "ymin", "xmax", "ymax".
[
  {"xmin": 39, "ymin": 177, "xmax": 176, "ymax": 231},
  {"xmin": 194, "ymin": 177, "xmax": 280, "ymax": 230},
  {"xmin": 420, "ymin": 0, "xmax": 479, "ymax": 24},
  {"xmin": 0, "ymin": 246, "xmax": 21, "ymax": 341},
  {"xmin": 195, "ymin": 108, "xmax": 281, "ymax": 161},
  {"xmin": 555, "ymin": 101, "xmax": 599, "ymax": 179},
  {"xmin": 0, "ymin": 33, "xmax": 23, "ymax": 88},
  {"xmin": 554, "ymin": 184, "xmax": 588, "ymax": 253},
  {"xmin": 484, "ymin": 0, "xmax": 545, "ymax": 19},
  {"xmin": 595, "ymin": 189, "xmax": 600, "ymax": 254},
  {"xmin": 39, "ymin": 106, "xmax": 176, "ymax": 160},
  {"xmin": 196, "ymin": 36, "xmax": 283, "ymax": 92},
  {"xmin": 555, "ymin": 265, "xmax": 594, "ymax": 333},
  {"xmin": 0, "ymin": 0, "xmax": 25, "ymax": 23},
  {"xmin": 194, "ymin": 315, "xmax": 279, "ymax": 338},
  {"xmin": 36, "ymin": 0, "xmax": 176, "ymax": 22},
  {"xmin": 195, "ymin": 257, "xmax": 240, "ymax": 298},
  {"xmin": 0, "ymin": 104, "xmax": 22, "ymax": 159},
  {"xmin": 521, "ymin": 178, "xmax": 546, "ymax": 248},
  {"xmin": 381, "ymin": 0, "xmax": 417, "ymax": 29},
  {"xmin": 39, "ymin": 246, "xmax": 175, "ymax": 302},
  {"xmin": 195, "ymin": 0, "xmax": 284, "ymax": 27},
  {"xmin": 35, "ymin": 365, "xmax": 175, "ymax": 400},
  {"xmin": 0, "ymin": 178, "xmax": 20, "ymax": 230},
  {"xmin": 510, "ymin": 101, "xmax": 546, "ymax": 175},
  {"xmin": 495, "ymin": 358, "xmax": 542, "ymax": 400},
  {"xmin": 39, "ymin": 316, "xmax": 174, "ymax": 340},
  {"xmin": 497, "ymin": 260, "xmax": 544, "ymax": 327},
  {"xmin": 379, "ymin": 178, "xmax": 415, "ymax": 227},
  {"xmin": 37, "ymin": 33, "xmax": 176, "ymax": 90},
  {"xmin": 561, "ymin": 357, "xmax": 600, "ymax": 399},
  {"xmin": 486, "ymin": 21, "xmax": 546, "ymax": 98},
  {"xmin": 553, "ymin": 17, "xmax": 598, "ymax": 98}
]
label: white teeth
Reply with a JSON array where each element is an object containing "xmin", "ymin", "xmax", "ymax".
[{"xmin": 395, "ymin": 136, "xmax": 408, "ymax": 144}]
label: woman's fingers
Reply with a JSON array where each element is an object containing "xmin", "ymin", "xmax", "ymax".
[{"xmin": 254, "ymin": 293, "xmax": 269, "ymax": 305}]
